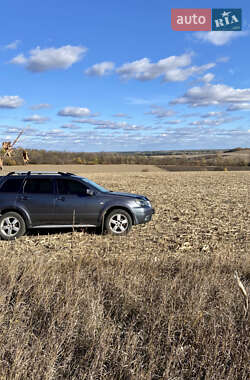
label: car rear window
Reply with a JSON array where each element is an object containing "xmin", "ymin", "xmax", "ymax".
[{"xmin": 0, "ymin": 178, "xmax": 23, "ymax": 193}]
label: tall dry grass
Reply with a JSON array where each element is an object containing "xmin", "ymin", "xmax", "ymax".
[{"xmin": 0, "ymin": 170, "xmax": 249, "ymax": 379}]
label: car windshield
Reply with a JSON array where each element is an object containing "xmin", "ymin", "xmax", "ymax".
[{"xmin": 79, "ymin": 177, "xmax": 109, "ymax": 193}]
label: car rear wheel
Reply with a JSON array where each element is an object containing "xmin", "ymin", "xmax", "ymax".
[
  {"xmin": 0, "ymin": 212, "xmax": 26, "ymax": 240},
  {"xmin": 105, "ymin": 209, "xmax": 132, "ymax": 235}
]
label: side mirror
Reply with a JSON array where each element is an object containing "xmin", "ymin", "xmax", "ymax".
[{"xmin": 86, "ymin": 188, "xmax": 94, "ymax": 196}]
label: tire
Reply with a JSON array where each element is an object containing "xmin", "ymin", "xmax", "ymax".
[
  {"xmin": 0, "ymin": 212, "xmax": 26, "ymax": 240},
  {"xmin": 105, "ymin": 209, "xmax": 132, "ymax": 235}
]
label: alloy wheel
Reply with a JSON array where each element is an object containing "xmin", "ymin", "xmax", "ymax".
[
  {"xmin": 0, "ymin": 216, "xmax": 21, "ymax": 238},
  {"xmin": 108, "ymin": 213, "xmax": 129, "ymax": 234}
]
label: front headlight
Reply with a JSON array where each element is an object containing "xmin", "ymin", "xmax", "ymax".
[{"xmin": 134, "ymin": 198, "xmax": 151, "ymax": 207}]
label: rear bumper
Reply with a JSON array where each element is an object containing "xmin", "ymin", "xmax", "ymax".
[{"xmin": 133, "ymin": 207, "xmax": 155, "ymax": 225}]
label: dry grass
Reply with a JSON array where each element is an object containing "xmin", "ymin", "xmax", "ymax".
[
  {"xmin": 0, "ymin": 168, "xmax": 249, "ymax": 379},
  {"xmin": 1, "ymin": 164, "xmax": 164, "ymax": 175}
]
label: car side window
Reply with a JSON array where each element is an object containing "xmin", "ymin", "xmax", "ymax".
[
  {"xmin": 0, "ymin": 178, "xmax": 23, "ymax": 192},
  {"xmin": 24, "ymin": 179, "xmax": 54, "ymax": 194},
  {"xmin": 57, "ymin": 179, "xmax": 87, "ymax": 195}
]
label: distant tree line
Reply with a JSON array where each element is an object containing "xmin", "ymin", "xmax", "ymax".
[{"xmin": 3, "ymin": 147, "xmax": 249, "ymax": 167}]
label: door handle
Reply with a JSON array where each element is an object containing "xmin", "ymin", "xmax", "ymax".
[
  {"xmin": 56, "ymin": 196, "xmax": 65, "ymax": 201},
  {"xmin": 19, "ymin": 196, "xmax": 29, "ymax": 201}
]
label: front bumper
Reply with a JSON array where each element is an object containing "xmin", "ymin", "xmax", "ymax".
[{"xmin": 133, "ymin": 207, "xmax": 155, "ymax": 225}]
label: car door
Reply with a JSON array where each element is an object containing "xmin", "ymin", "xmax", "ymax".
[
  {"xmin": 0, "ymin": 178, "xmax": 24, "ymax": 210},
  {"xmin": 54, "ymin": 178, "xmax": 101, "ymax": 225},
  {"xmin": 16, "ymin": 177, "xmax": 56, "ymax": 226}
]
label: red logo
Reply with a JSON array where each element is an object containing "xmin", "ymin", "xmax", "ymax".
[{"xmin": 172, "ymin": 9, "xmax": 211, "ymax": 31}]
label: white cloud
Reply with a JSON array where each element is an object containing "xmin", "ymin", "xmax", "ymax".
[
  {"xmin": 74, "ymin": 118, "xmax": 148, "ymax": 131},
  {"xmin": 0, "ymin": 95, "xmax": 24, "ymax": 108},
  {"xmin": 122, "ymin": 124, "xmax": 145, "ymax": 131},
  {"xmin": 5, "ymin": 40, "xmax": 21, "ymax": 50},
  {"xmin": 189, "ymin": 116, "xmax": 241, "ymax": 126},
  {"xmin": 181, "ymin": 113, "xmax": 199, "ymax": 118},
  {"xmin": 201, "ymin": 111, "xmax": 224, "ymax": 118},
  {"xmin": 23, "ymin": 114, "xmax": 49, "ymax": 123},
  {"xmin": 117, "ymin": 53, "xmax": 215, "ymax": 82},
  {"xmin": 4, "ymin": 127, "xmax": 37, "ymax": 135},
  {"xmin": 85, "ymin": 61, "xmax": 115, "ymax": 76},
  {"xmin": 217, "ymin": 56, "xmax": 230, "ymax": 63},
  {"xmin": 201, "ymin": 73, "xmax": 214, "ymax": 83},
  {"xmin": 10, "ymin": 54, "xmax": 27, "ymax": 65},
  {"xmin": 195, "ymin": 31, "xmax": 248, "ymax": 46},
  {"xmin": 75, "ymin": 118, "xmax": 125, "ymax": 128},
  {"xmin": 112, "ymin": 113, "xmax": 131, "ymax": 118},
  {"xmin": 145, "ymin": 106, "xmax": 176, "ymax": 118},
  {"xmin": 15, "ymin": 123, "xmax": 249, "ymax": 151},
  {"xmin": 126, "ymin": 97, "xmax": 155, "ymax": 105},
  {"xmin": 165, "ymin": 120, "xmax": 182, "ymax": 125},
  {"xmin": 171, "ymin": 83, "xmax": 250, "ymax": 107},
  {"xmin": 61, "ymin": 124, "xmax": 81, "ymax": 129},
  {"xmin": 30, "ymin": 103, "xmax": 51, "ymax": 110},
  {"xmin": 159, "ymin": 126, "xmax": 249, "ymax": 144},
  {"xmin": 11, "ymin": 45, "xmax": 87, "ymax": 72},
  {"xmin": 58, "ymin": 107, "xmax": 92, "ymax": 117},
  {"xmin": 227, "ymin": 103, "xmax": 250, "ymax": 111}
]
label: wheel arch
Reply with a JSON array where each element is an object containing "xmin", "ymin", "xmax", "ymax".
[
  {"xmin": 101, "ymin": 205, "xmax": 135, "ymax": 226},
  {"xmin": 0, "ymin": 208, "xmax": 31, "ymax": 228}
]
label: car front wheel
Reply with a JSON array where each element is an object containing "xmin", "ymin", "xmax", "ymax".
[
  {"xmin": 0, "ymin": 212, "xmax": 26, "ymax": 240},
  {"xmin": 105, "ymin": 209, "xmax": 132, "ymax": 235}
]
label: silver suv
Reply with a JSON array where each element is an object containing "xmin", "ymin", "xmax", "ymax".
[{"xmin": 0, "ymin": 171, "xmax": 154, "ymax": 240}]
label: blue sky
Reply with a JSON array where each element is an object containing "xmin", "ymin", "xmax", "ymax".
[{"xmin": 1, "ymin": 0, "xmax": 250, "ymax": 152}]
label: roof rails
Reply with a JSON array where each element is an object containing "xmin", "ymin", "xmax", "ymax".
[
  {"xmin": 58, "ymin": 172, "xmax": 75, "ymax": 176},
  {"xmin": 6, "ymin": 171, "xmax": 76, "ymax": 177}
]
